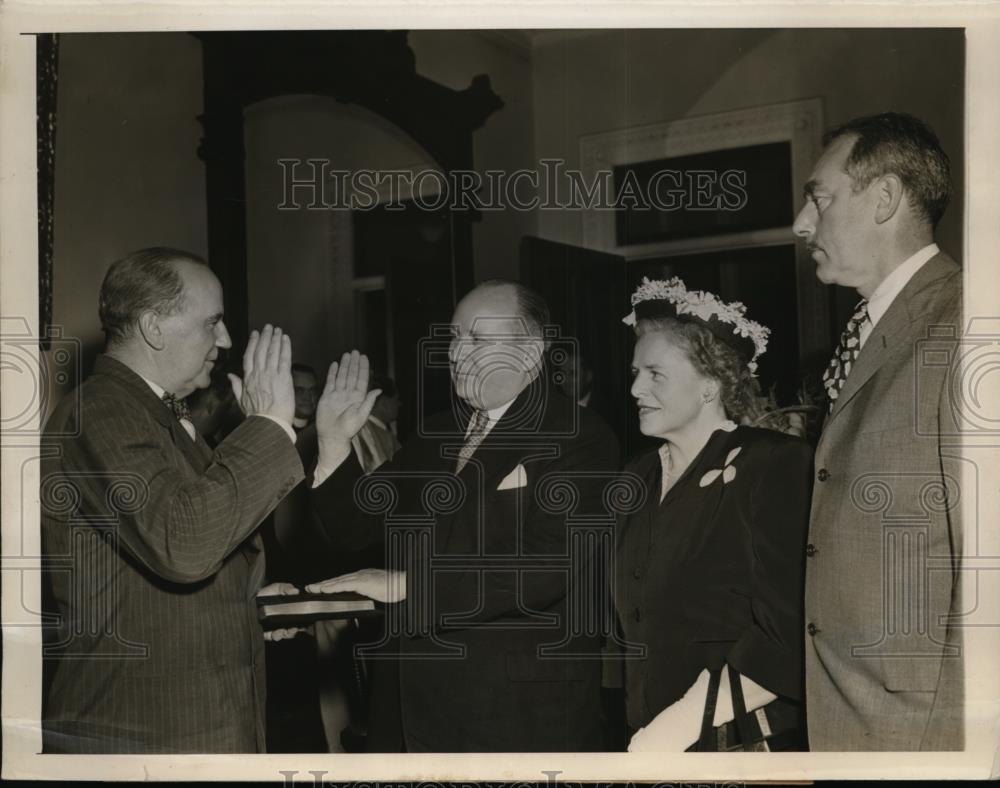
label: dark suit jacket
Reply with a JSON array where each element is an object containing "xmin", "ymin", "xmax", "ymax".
[
  {"xmin": 615, "ymin": 426, "xmax": 813, "ymax": 730},
  {"xmin": 311, "ymin": 381, "xmax": 620, "ymax": 751},
  {"xmin": 41, "ymin": 355, "xmax": 303, "ymax": 753},
  {"xmin": 805, "ymin": 252, "xmax": 963, "ymax": 750}
]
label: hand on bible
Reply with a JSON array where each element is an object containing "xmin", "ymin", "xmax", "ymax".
[
  {"xmin": 257, "ymin": 582, "xmax": 311, "ymax": 641},
  {"xmin": 305, "ymin": 568, "xmax": 406, "ymax": 604}
]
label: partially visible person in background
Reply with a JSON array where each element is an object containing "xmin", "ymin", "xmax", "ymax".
[
  {"xmin": 292, "ymin": 362, "xmax": 320, "ymax": 430},
  {"xmin": 351, "ymin": 373, "xmax": 402, "ymax": 473},
  {"xmin": 553, "ymin": 344, "xmax": 595, "ymax": 407}
]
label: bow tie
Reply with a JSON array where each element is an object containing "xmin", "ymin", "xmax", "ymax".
[{"xmin": 161, "ymin": 392, "xmax": 192, "ymax": 422}]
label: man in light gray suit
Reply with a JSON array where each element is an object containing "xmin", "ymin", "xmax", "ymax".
[{"xmin": 794, "ymin": 113, "xmax": 963, "ymax": 750}]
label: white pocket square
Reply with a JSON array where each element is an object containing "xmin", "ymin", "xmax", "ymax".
[{"xmin": 497, "ymin": 464, "xmax": 528, "ymax": 490}]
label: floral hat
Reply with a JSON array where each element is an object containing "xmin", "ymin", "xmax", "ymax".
[{"xmin": 623, "ymin": 277, "xmax": 770, "ymax": 375}]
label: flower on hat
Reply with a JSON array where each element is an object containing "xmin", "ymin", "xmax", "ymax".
[{"xmin": 622, "ymin": 277, "xmax": 770, "ymax": 374}]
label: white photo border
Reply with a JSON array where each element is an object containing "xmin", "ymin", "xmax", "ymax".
[{"xmin": 2, "ymin": 2, "xmax": 999, "ymax": 782}]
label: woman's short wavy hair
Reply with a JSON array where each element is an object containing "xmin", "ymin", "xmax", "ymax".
[{"xmin": 634, "ymin": 316, "xmax": 758, "ymax": 421}]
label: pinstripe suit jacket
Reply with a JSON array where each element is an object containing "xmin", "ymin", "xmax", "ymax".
[
  {"xmin": 805, "ymin": 253, "xmax": 963, "ymax": 750},
  {"xmin": 41, "ymin": 355, "xmax": 304, "ymax": 753}
]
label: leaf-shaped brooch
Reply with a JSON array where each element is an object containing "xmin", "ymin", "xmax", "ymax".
[{"xmin": 699, "ymin": 446, "xmax": 742, "ymax": 488}]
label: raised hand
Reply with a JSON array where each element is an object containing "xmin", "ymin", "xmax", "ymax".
[
  {"xmin": 305, "ymin": 568, "xmax": 406, "ymax": 604},
  {"xmin": 228, "ymin": 324, "xmax": 295, "ymax": 425},
  {"xmin": 314, "ymin": 351, "xmax": 381, "ymax": 449}
]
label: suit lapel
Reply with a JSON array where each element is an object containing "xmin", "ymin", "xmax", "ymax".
[
  {"xmin": 95, "ymin": 355, "xmax": 256, "ymax": 568},
  {"xmin": 431, "ymin": 405, "xmax": 477, "ymax": 552},
  {"xmin": 95, "ymin": 355, "xmax": 211, "ymax": 471},
  {"xmin": 147, "ymin": 396, "xmax": 211, "ymax": 472},
  {"xmin": 453, "ymin": 377, "xmax": 548, "ymax": 480},
  {"xmin": 175, "ymin": 421, "xmax": 212, "ymax": 470},
  {"xmin": 615, "ymin": 452, "xmax": 658, "ymax": 550},
  {"xmin": 825, "ymin": 253, "xmax": 958, "ymax": 427},
  {"xmin": 95, "ymin": 355, "xmax": 173, "ymax": 425},
  {"xmin": 826, "ymin": 290, "xmax": 911, "ymax": 424}
]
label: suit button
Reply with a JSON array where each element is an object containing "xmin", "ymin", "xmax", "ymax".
[
  {"xmin": 807, "ymin": 622, "xmax": 820, "ymax": 636},
  {"xmin": 632, "ymin": 568, "xmax": 642, "ymax": 579},
  {"xmin": 633, "ymin": 607, "xmax": 642, "ymax": 623},
  {"xmin": 806, "ymin": 544, "xmax": 818, "ymax": 558},
  {"xmin": 817, "ymin": 468, "xmax": 830, "ymax": 482}
]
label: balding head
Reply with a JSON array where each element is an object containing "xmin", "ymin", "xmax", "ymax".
[
  {"xmin": 472, "ymin": 279, "xmax": 550, "ymax": 339},
  {"xmin": 99, "ymin": 247, "xmax": 232, "ymax": 397}
]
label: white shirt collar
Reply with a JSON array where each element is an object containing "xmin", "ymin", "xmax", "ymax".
[
  {"xmin": 485, "ymin": 398, "xmax": 516, "ymax": 423},
  {"xmin": 866, "ymin": 243, "xmax": 938, "ymax": 329},
  {"xmin": 137, "ymin": 372, "xmax": 198, "ymax": 441},
  {"xmin": 464, "ymin": 374, "xmax": 539, "ymax": 435},
  {"xmin": 137, "ymin": 373, "xmax": 167, "ymax": 399},
  {"xmin": 464, "ymin": 397, "xmax": 517, "ymax": 437},
  {"xmin": 368, "ymin": 415, "xmax": 388, "ymax": 430}
]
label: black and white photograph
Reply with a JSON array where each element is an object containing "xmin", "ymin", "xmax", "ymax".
[{"xmin": 2, "ymin": 2, "xmax": 999, "ymax": 782}]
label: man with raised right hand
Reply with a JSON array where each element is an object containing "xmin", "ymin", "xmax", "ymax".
[
  {"xmin": 41, "ymin": 247, "xmax": 304, "ymax": 753},
  {"xmin": 307, "ymin": 280, "xmax": 620, "ymax": 752}
]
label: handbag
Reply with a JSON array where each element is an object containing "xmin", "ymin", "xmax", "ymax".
[{"xmin": 685, "ymin": 665, "xmax": 804, "ymax": 752}]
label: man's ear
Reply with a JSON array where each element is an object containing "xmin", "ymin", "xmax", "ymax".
[
  {"xmin": 873, "ymin": 173, "xmax": 905, "ymax": 225},
  {"xmin": 137, "ymin": 310, "xmax": 166, "ymax": 350}
]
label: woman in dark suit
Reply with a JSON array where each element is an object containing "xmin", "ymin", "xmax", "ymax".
[{"xmin": 616, "ymin": 278, "xmax": 813, "ymax": 752}]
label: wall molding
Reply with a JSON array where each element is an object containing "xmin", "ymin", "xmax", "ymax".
[{"xmin": 579, "ymin": 97, "xmax": 829, "ymax": 362}]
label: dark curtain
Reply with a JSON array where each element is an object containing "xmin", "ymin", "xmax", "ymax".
[{"xmin": 37, "ymin": 33, "xmax": 59, "ymax": 350}]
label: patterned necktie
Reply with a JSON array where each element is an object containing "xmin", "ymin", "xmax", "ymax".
[
  {"xmin": 161, "ymin": 391, "xmax": 192, "ymax": 422},
  {"xmin": 822, "ymin": 299, "xmax": 870, "ymax": 412},
  {"xmin": 455, "ymin": 409, "xmax": 490, "ymax": 473}
]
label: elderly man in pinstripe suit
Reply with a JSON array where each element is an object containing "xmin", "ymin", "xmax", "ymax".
[{"xmin": 41, "ymin": 248, "xmax": 304, "ymax": 753}]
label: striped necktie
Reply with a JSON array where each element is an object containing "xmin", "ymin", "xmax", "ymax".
[
  {"xmin": 822, "ymin": 299, "xmax": 869, "ymax": 412},
  {"xmin": 455, "ymin": 409, "xmax": 490, "ymax": 473}
]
